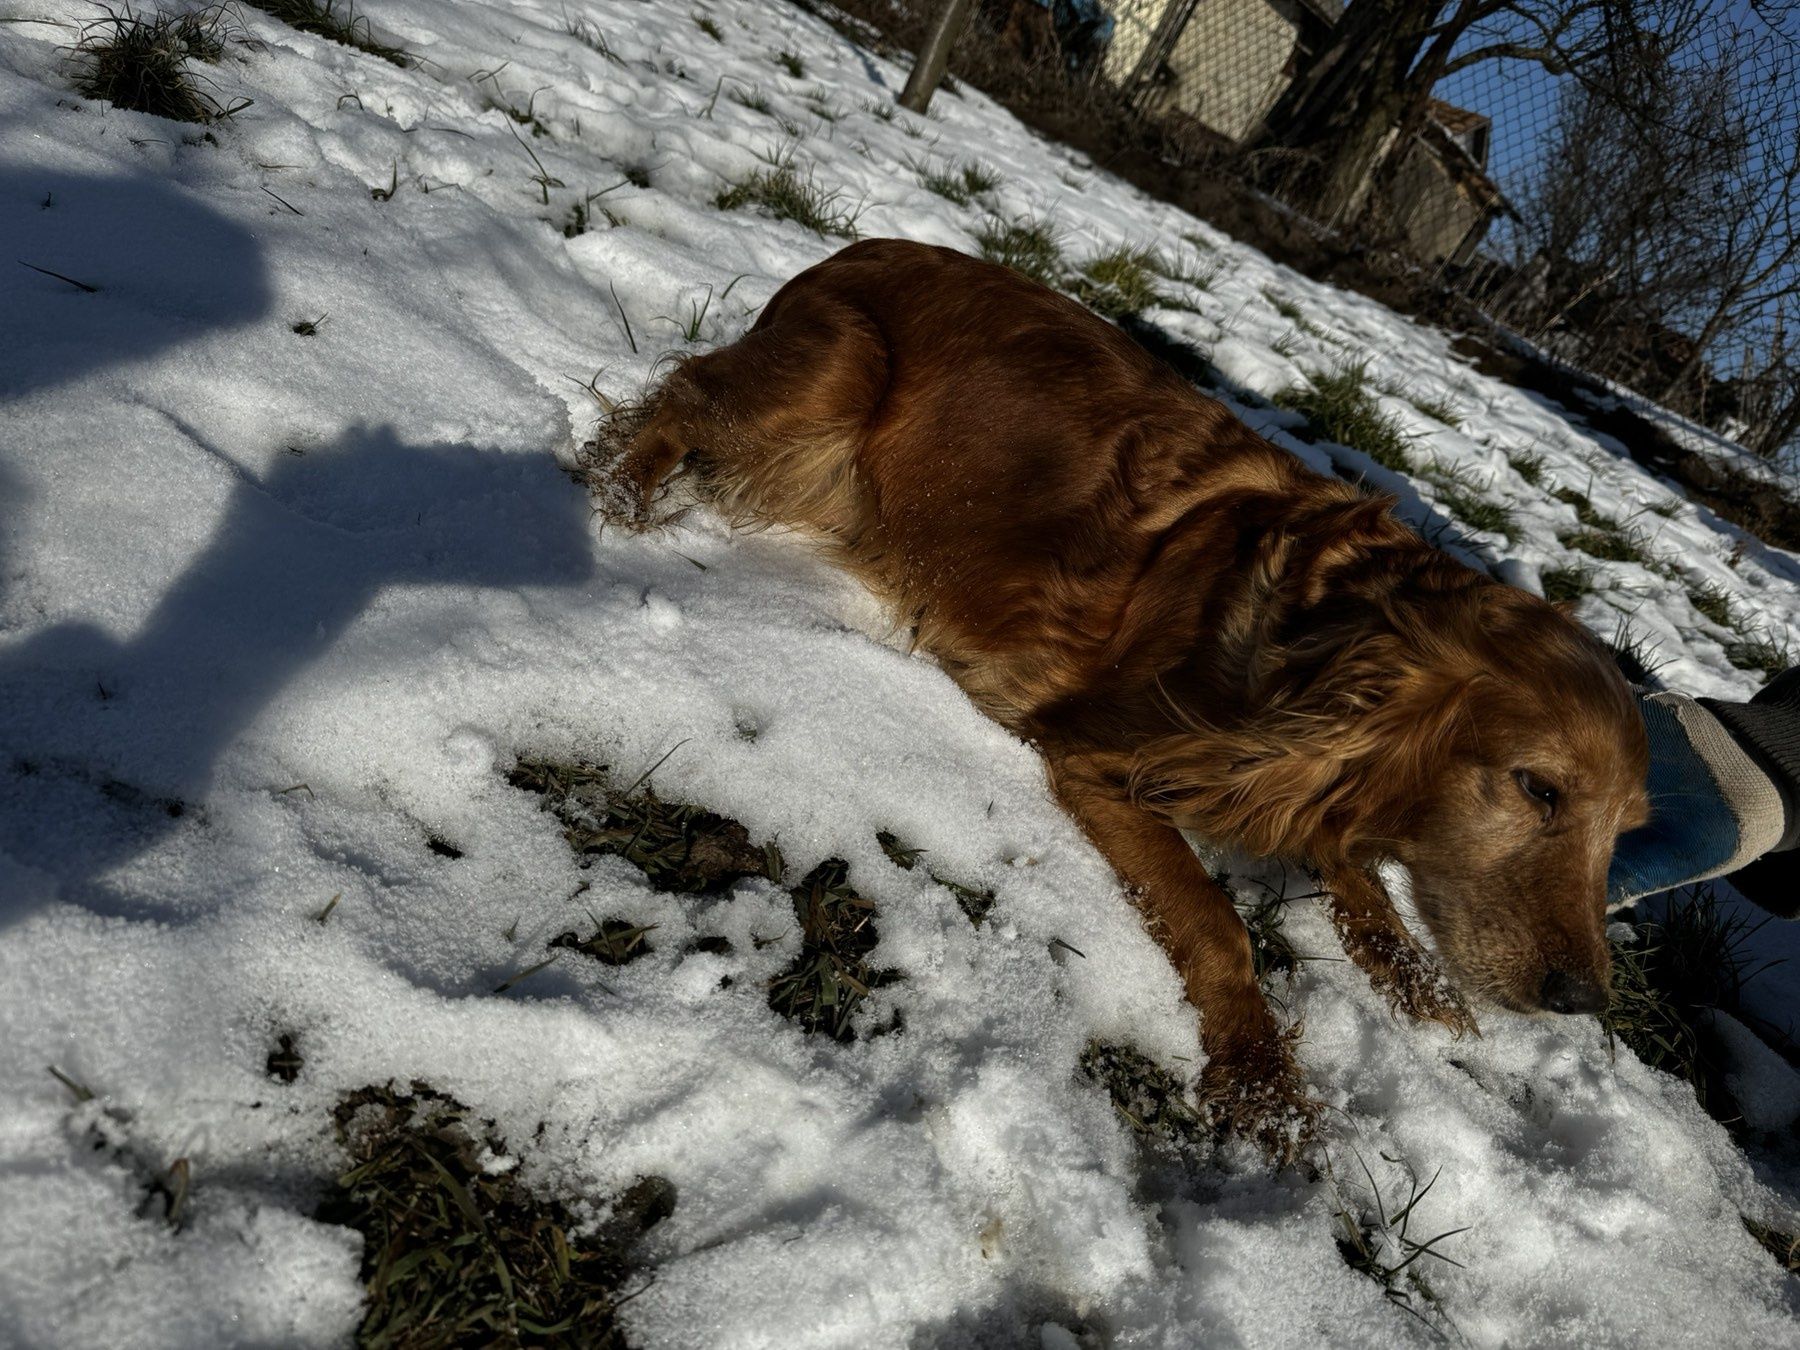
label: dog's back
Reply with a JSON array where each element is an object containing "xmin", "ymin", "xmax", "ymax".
[{"xmin": 621, "ymin": 238, "xmax": 1333, "ymax": 727}]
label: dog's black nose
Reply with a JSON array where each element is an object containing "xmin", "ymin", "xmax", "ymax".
[{"xmin": 1539, "ymin": 969, "xmax": 1608, "ymax": 1016}]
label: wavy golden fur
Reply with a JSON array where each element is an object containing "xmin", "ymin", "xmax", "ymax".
[{"xmin": 603, "ymin": 239, "xmax": 1650, "ymax": 1158}]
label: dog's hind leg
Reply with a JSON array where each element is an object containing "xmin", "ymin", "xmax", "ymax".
[{"xmin": 605, "ymin": 303, "xmax": 890, "ymax": 539}]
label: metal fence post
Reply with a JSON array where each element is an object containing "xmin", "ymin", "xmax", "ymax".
[{"xmin": 899, "ymin": 0, "xmax": 978, "ymax": 114}]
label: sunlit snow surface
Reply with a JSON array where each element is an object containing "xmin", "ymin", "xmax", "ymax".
[{"xmin": 2, "ymin": 1, "xmax": 1799, "ymax": 1345}]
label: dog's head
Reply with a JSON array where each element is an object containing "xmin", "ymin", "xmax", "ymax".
[
  {"xmin": 1136, "ymin": 578, "xmax": 1649, "ymax": 1015},
  {"xmin": 1388, "ymin": 585, "xmax": 1650, "ymax": 1014}
]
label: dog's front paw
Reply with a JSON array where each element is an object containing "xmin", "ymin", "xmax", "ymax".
[
  {"xmin": 1200, "ymin": 1024, "xmax": 1323, "ymax": 1167},
  {"xmin": 572, "ymin": 401, "xmax": 681, "ymax": 530},
  {"xmin": 1332, "ymin": 922, "xmax": 1479, "ymax": 1037},
  {"xmin": 1380, "ymin": 952, "xmax": 1479, "ymax": 1037}
]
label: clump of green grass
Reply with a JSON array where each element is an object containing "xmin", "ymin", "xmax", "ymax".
[
  {"xmin": 1329, "ymin": 1155, "xmax": 1465, "ymax": 1334},
  {"xmin": 1409, "ymin": 394, "xmax": 1464, "ymax": 428},
  {"xmin": 1605, "ymin": 617, "xmax": 1665, "ymax": 684},
  {"xmin": 1723, "ymin": 630, "xmax": 1794, "ymax": 682},
  {"xmin": 242, "ymin": 0, "xmax": 407, "ymax": 66},
  {"xmin": 1553, "ymin": 484, "xmax": 1606, "ymax": 528},
  {"xmin": 767, "ymin": 858, "xmax": 892, "ymax": 1040},
  {"xmin": 1223, "ymin": 878, "xmax": 1299, "ymax": 988},
  {"xmin": 1687, "ymin": 580, "xmax": 1736, "ymax": 628},
  {"xmin": 67, "ymin": 4, "xmax": 247, "ymax": 124},
  {"xmin": 1540, "ymin": 565, "xmax": 1595, "ymax": 604},
  {"xmin": 693, "ymin": 12, "xmax": 722, "ymax": 40},
  {"xmin": 975, "ymin": 214, "xmax": 1065, "ymax": 289},
  {"xmin": 774, "ymin": 48, "xmax": 804, "ymax": 77},
  {"xmin": 551, "ymin": 919, "xmax": 656, "ymax": 966},
  {"xmin": 1074, "ymin": 246, "xmax": 1166, "ymax": 320},
  {"xmin": 1509, "ymin": 449, "xmax": 1547, "ymax": 486},
  {"xmin": 878, "ymin": 830, "xmax": 995, "ymax": 926},
  {"xmin": 958, "ymin": 162, "xmax": 1001, "ymax": 197},
  {"xmin": 510, "ymin": 757, "xmax": 780, "ymax": 894},
  {"xmin": 1274, "ymin": 362, "xmax": 1412, "ymax": 472},
  {"xmin": 716, "ymin": 167, "xmax": 860, "ymax": 238},
  {"xmin": 1150, "ymin": 251, "xmax": 1221, "ymax": 292},
  {"xmin": 1563, "ymin": 524, "xmax": 1650, "ymax": 566},
  {"xmin": 915, "ymin": 159, "xmax": 1000, "ymax": 206},
  {"xmin": 319, "ymin": 1083, "xmax": 674, "ymax": 1347},
  {"xmin": 730, "ymin": 86, "xmax": 771, "ymax": 114},
  {"xmin": 1080, "ymin": 1042, "xmax": 1208, "ymax": 1160},
  {"xmin": 1264, "ymin": 289, "xmax": 1304, "ymax": 322},
  {"xmin": 1604, "ymin": 885, "xmax": 1772, "ymax": 1119},
  {"xmin": 1434, "ymin": 484, "xmax": 1514, "ymax": 538}
]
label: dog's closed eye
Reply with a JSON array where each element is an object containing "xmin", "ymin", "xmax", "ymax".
[{"xmin": 1513, "ymin": 769, "xmax": 1560, "ymax": 821}]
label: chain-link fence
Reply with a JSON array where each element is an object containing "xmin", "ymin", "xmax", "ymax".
[{"xmin": 830, "ymin": 0, "xmax": 1800, "ymax": 462}]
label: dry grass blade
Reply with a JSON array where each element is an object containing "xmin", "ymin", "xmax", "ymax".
[
  {"xmin": 1744, "ymin": 1216, "xmax": 1800, "ymax": 1274},
  {"xmin": 18, "ymin": 259, "xmax": 99, "ymax": 293},
  {"xmin": 551, "ymin": 919, "xmax": 657, "ymax": 966}
]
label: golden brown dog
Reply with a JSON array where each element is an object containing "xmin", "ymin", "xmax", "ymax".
[{"xmin": 600, "ymin": 239, "xmax": 1651, "ymax": 1157}]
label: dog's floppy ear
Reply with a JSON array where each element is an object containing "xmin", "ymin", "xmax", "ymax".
[{"xmin": 1129, "ymin": 624, "xmax": 1477, "ymax": 863}]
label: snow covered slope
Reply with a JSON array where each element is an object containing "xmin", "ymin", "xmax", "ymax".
[{"xmin": 2, "ymin": 0, "xmax": 1798, "ymax": 1344}]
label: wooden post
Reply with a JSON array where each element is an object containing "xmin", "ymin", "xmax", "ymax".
[{"xmin": 899, "ymin": 0, "xmax": 978, "ymax": 114}]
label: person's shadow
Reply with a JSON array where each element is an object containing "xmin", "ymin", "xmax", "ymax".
[
  {"xmin": 4, "ymin": 167, "xmax": 272, "ymax": 398},
  {"xmin": 0, "ymin": 424, "xmax": 596, "ymax": 922}
]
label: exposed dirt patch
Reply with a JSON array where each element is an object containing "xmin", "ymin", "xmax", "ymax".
[
  {"xmin": 318, "ymin": 1082, "xmax": 673, "ymax": 1348},
  {"xmin": 510, "ymin": 758, "xmax": 897, "ymax": 1039},
  {"xmin": 509, "ymin": 757, "xmax": 779, "ymax": 894},
  {"xmin": 768, "ymin": 858, "xmax": 897, "ymax": 1041},
  {"xmin": 1080, "ymin": 1042, "xmax": 1208, "ymax": 1164}
]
